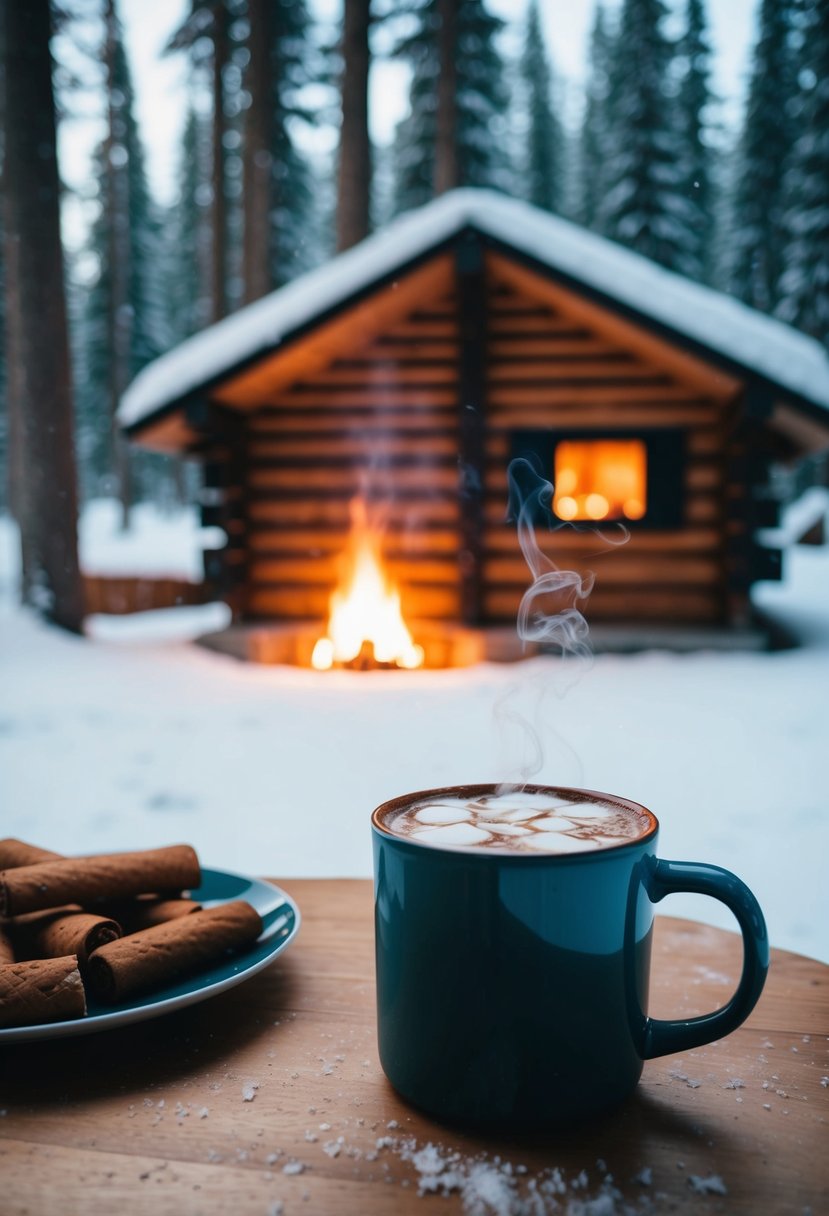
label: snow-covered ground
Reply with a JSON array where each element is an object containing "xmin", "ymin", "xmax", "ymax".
[{"xmin": 1, "ymin": 498, "xmax": 828, "ymax": 963}]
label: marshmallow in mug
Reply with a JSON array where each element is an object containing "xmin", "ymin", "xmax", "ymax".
[{"xmin": 381, "ymin": 789, "xmax": 650, "ymax": 854}]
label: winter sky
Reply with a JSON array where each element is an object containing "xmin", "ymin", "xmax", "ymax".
[{"xmin": 57, "ymin": 0, "xmax": 759, "ymax": 250}]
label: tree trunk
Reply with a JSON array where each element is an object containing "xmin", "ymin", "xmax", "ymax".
[
  {"xmin": 0, "ymin": 13, "xmax": 30, "ymax": 594},
  {"xmin": 2, "ymin": 197, "xmax": 34, "ymax": 599},
  {"xmin": 2, "ymin": 0, "xmax": 85, "ymax": 632},
  {"xmin": 242, "ymin": 0, "xmax": 272, "ymax": 304},
  {"xmin": 336, "ymin": 0, "xmax": 371, "ymax": 252},
  {"xmin": 434, "ymin": 0, "xmax": 459, "ymax": 195},
  {"xmin": 105, "ymin": 0, "xmax": 133, "ymax": 531},
  {"xmin": 211, "ymin": 0, "xmax": 228, "ymax": 321}
]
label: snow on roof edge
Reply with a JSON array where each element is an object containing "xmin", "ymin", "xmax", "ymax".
[
  {"xmin": 119, "ymin": 188, "xmax": 829, "ymax": 432},
  {"xmin": 118, "ymin": 199, "xmax": 470, "ymax": 430}
]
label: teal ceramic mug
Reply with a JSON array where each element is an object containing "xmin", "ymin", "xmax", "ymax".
[{"xmin": 372, "ymin": 783, "xmax": 768, "ymax": 1128}]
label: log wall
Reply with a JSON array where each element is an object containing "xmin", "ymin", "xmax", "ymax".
[
  {"xmin": 212, "ymin": 245, "xmax": 748, "ymax": 629},
  {"xmin": 480, "ymin": 254, "xmax": 742, "ymax": 625},
  {"xmin": 243, "ymin": 260, "xmax": 463, "ymax": 621}
]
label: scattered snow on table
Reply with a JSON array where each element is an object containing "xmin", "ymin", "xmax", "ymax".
[
  {"xmin": 688, "ymin": 1173, "xmax": 728, "ymax": 1196},
  {"xmin": 1, "ymin": 499, "xmax": 827, "ymax": 962}
]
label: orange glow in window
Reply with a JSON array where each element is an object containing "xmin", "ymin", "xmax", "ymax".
[{"xmin": 553, "ymin": 440, "xmax": 647, "ymax": 523}]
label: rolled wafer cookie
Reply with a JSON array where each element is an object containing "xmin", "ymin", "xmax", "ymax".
[
  {"xmin": 0, "ymin": 921, "xmax": 14, "ymax": 965},
  {"xmin": 13, "ymin": 906, "xmax": 122, "ymax": 965},
  {"xmin": 0, "ymin": 844, "xmax": 197, "ymax": 929},
  {"xmin": 0, "ymin": 845, "xmax": 201, "ymax": 917},
  {"xmin": 0, "ymin": 838, "xmax": 62, "ymax": 869},
  {"xmin": 96, "ymin": 896, "xmax": 202, "ymax": 933},
  {"xmin": 87, "ymin": 900, "xmax": 263, "ymax": 1003},
  {"xmin": 0, "ymin": 955, "xmax": 87, "ymax": 1028}
]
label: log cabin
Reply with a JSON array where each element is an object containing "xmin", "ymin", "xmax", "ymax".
[{"xmin": 118, "ymin": 189, "xmax": 829, "ymax": 658}]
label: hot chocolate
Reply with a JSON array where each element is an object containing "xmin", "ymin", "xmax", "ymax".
[{"xmin": 377, "ymin": 786, "xmax": 654, "ymax": 854}]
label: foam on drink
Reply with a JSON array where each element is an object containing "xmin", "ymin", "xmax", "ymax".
[{"xmin": 379, "ymin": 787, "xmax": 651, "ymax": 854}]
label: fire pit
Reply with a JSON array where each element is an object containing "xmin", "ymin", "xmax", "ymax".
[{"xmin": 198, "ymin": 619, "xmax": 531, "ymax": 670}]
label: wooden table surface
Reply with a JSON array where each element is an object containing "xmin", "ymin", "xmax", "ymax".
[{"xmin": 0, "ymin": 879, "xmax": 827, "ymax": 1216}]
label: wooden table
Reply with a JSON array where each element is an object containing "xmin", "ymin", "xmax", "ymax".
[{"xmin": 1, "ymin": 879, "xmax": 827, "ymax": 1215}]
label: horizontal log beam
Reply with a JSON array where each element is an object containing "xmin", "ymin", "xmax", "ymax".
[
  {"xmin": 488, "ymin": 385, "xmax": 717, "ymax": 406},
  {"xmin": 247, "ymin": 584, "xmax": 460, "ymax": 620},
  {"xmin": 250, "ymin": 408, "xmax": 457, "ymax": 434},
  {"xmin": 484, "ymin": 427, "xmax": 724, "ymax": 460},
  {"xmin": 246, "ymin": 526, "xmax": 461, "ymax": 555},
  {"xmin": 248, "ymin": 434, "xmax": 459, "ymax": 460},
  {"xmin": 486, "ymin": 405, "xmax": 721, "ymax": 429},
  {"xmin": 309, "ymin": 363, "xmax": 459, "ymax": 385},
  {"xmin": 248, "ymin": 555, "xmax": 460, "ymax": 586},
  {"xmin": 486, "ymin": 362, "xmax": 661, "ymax": 383},
  {"xmin": 483, "ymin": 588, "xmax": 723, "ymax": 623},
  {"xmin": 488, "ymin": 338, "xmax": 627, "ymax": 358},
  {"xmin": 483, "ymin": 524, "xmax": 723, "ymax": 553},
  {"xmin": 247, "ymin": 465, "xmax": 459, "ymax": 492},
  {"xmin": 487, "ymin": 316, "xmax": 592, "ymax": 336},
  {"xmin": 369, "ymin": 339, "xmax": 460, "ymax": 358},
  {"xmin": 276, "ymin": 386, "xmax": 458, "ymax": 406},
  {"xmin": 381, "ymin": 321, "xmax": 459, "ymax": 341},
  {"xmin": 482, "ymin": 555, "xmax": 721, "ymax": 586},
  {"xmin": 247, "ymin": 498, "xmax": 460, "ymax": 526}
]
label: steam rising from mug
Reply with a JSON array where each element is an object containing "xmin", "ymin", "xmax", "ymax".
[
  {"xmin": 507, "ymin": 457, "xmax": 594, "ymax": 659},
  {"xmin": 492, "ymin": 459, "xmax": 599, "ymax": 788}
]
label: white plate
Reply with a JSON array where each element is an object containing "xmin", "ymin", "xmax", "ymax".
[{"xmin": 0, "ymin": 868, "xmax": 300, "ymax": 1043}]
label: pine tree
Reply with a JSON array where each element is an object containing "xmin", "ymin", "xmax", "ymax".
[
  {"xmin": 165, "ymin": 0, "xmax": 231, "ymax": 324},
  {"xmin": 241, "ymin": 0, "xmax": 316, "ymax": 301},
  {"xmin": 166, "ymin": 103, "xmax": 213, "ymax": 341},
  {"xmin": 268, "ymin": 3, "xmax": 317, "ymax": 289},
  {"xmin": 391, "ymin": 0, "xmax": 510, "ymax": 215},
  {"xmin": 599, "ymin": 0, "xmax": 698, "ymax": 273},
  {"xmin": 519, "ymin": 0, "xmax": 563, "ymax": 214},
  {"xmin": 676, "ymin": 0, "xmax": 716, "ymax": 282},
  {"xmin": 76, "ymin": 1, "xmax": 165, "ymax": 518},
  {"xmin": 728, "ymin": 0, "xmax": 798, "ymax": 311},
  {"xmin": 578, "ymin": 4, "xmax": 613, "ymax": 229},
  {"xmin": 775, "ymin": 0, "xmax": 829, "ymax": 346}
]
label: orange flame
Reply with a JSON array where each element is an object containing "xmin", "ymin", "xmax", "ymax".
[{"xmin": 311, "ymin": 499, "xmax": 424, "ymax": 671}]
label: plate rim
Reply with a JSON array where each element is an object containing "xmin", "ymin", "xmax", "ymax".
[{"xmin": 0, "ymin": 869, "xmax": 300, "ymax": 1045}]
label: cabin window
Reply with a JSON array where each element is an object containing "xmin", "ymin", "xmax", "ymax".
[
  {"xmin": 511, "ymin": 428, "xmax": 685, "ymax": 530},
  {"xmin": 552, "ymin": 439, "xmax": 647, "ymax": 522}
]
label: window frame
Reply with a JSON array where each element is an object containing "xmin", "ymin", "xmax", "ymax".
[{"xmin": 509, "ymin": 427, "xmax": 686, "ymax": 531}]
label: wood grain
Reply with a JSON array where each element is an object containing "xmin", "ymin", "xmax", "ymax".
[{"xmin": 0, "ymin": 881, "xmax": 825, "ymax": 1216}]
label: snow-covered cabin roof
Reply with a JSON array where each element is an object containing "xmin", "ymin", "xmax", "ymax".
[{"xmin": 119, "ymin": 188, "xmax": 829, "ymax": 433}]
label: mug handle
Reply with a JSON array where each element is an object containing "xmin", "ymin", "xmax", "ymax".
[{"xmin": 642, "ymin": 858, "xmax": 769, "ymax": 1060}]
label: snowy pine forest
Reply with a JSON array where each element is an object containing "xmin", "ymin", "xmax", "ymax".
[{"xmin": 1, "ymin": 0, "xmax": 828, "ymax": 523}]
